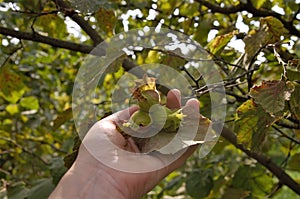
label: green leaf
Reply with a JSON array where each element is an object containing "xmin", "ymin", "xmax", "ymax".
[
  {"xmin": 63, "ymin": 150, "xmax": 78, "ymax": 169},
  {"xmin": 251, "ymin": 0, "xmax": 267, "ymax": 9},
  {"xmin": 49, "ymin": 157, "xmax": 67, "ymax": 185},
  {"xmin": 64, "ymin": 136, "xmax": 81, "ymax": 169},
  {"xmin": 52, "ymin": 108, "xmax": 73, "ymax": 130},
  {"xmin": 0, "ymin": 66, "xmax": 27, "ymax": 103},
  {"xmin": 95, "ymin": 7, "xmax": 117, "ymax": 37},
  {"xmin": 35, "ymin": 13, "xmax": 67, "ymax": 38},
  {"xmin": 286, "ymin": 69, "xmax": 300, "ymax": 81},
  {"xmin": 193, "ymin": 19, "xmax": 211, "ymax": 46},
  {"xmin": 163, "ymin": 175, "xmax": 183, "ymax": 193},
  {"xmin": 260, "ymin": 16, "xmax": 289, "ymax": 41},
  {"xmin": 294, "ymin": 40, "xmax": 300, "ymax": 57},
  {"xmin": 158, "ymin": 0, "xmax": 179, "ymax": 15},
  {"xmin": 5, "ymin": 104, "xmax": 19, "ymax": 115},
  {"xmin": 288, "ymin": 153, "xmax": 300, "ymax": 172},
  {"xmin": 231, "ymin": 165, "xmax": 273, "ymax": 198},
  {"xmin": 145, "ymin": 50, "xmax": 162, "ymax": 65},
  {"xmin": 222, "ymin": 187, "xmax": 250, "ymax": 199},
  {"xmin": 130, "ymin": 0, "xmax": 151, "ymax": 9},
  {"xmin": 7, "ymin": 182, "xmax": 29, "ymax": 199},
  {"xmin": 20, "ymin": 96, "xmax": 39, "ymax": 110},
  {"xmin": 250, "ymin": 80, "xmax": 294, "ymax": 116},
  {"xmin": 179, "ymin": 2, "xmax": 200, "ymax": 17},
  {"xmin": 207, "ymin": 30, "xmax": 237, "ymax": 55},
  {"xmin": 186, "ymin": 169, "xmax": 214, "ymax": 199},
  {"xmin": 289, "ymin": 83, "xmax": 300, "ymax": 120},
  {"xmin": 161, "ymin": 54, "xmax": 186, "ymax": 68},
  {"xmin": 272, "ymin": 184, "xmax": 300, "ymax": 199},
  {"xmin": 234, "ymin": 99, "xmax": 278, "ymax": 151},
  {"xmin": 27, "ymin": 178, "xmax": 55, "ymax": 199}
]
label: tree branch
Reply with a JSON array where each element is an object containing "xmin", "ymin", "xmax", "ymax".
[
  {"xmin": 0, "ymin": 26, "xmax": 93, "ymax": 53},
  {"xmin": 52, "ymin": 0, "xmax": 143, "ymax": 75},
  {"xmin": 272, "ymin": 125, "xmax": 300, "ymax": 145},
  {"xmin": 220, "ymin": 126, "xmax": 300, "ymax": 195},
  {"xmin": 196, "ymin": 0, "xmax": 300, "ymax": 38},
  {"xmin": 276, "ymin": 120, "xmax": 300, "ymax": 129},
  {"xmin": 54, "ymin": 0, "xmax": 103, "ymax": 45},
  {"xmin": 0, "ymin": 26, "xmax": 141, "ymax": 76}
]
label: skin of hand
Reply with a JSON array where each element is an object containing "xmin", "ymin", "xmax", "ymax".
[{"xmin": 49, "ymin": 89, "xmax": 200, "ymax": 199}]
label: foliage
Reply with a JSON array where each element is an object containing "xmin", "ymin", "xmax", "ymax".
[{"xmin": 0, "ymin": 0, "xmax": 300, "ymax": 198}]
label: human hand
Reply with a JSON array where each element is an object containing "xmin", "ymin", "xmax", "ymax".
[{"xmin": 49, "ymin": 89, "xmax": 200, "ymax": 199}]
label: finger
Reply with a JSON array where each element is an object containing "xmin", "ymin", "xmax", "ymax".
[
  {"xmin": 166, "ymin": 89, "xmax": 181, "ymax": 109},
  {"xmin": 103, "ymin": 105, "xmax": 139, "ymax": 122},
  {"xmin": 185, "ymin": 98, "xmax": 200, "ymax": 113},
  {"xmin": 115, "ymin": 105, "xmax": 139, "ymax": 120},
  {"xmin": 126, "ymin": 137, "xmax": 141, "ymax": 153},
  {"xmin": 161, "ymin": 99, "xmax": 200, "ymax": 172}
]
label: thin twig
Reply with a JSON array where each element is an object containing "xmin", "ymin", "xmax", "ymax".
[
  {"xmin": 54, "ymin": 0, "xmax": 103, "ymax": 45},
  {"xmin": 272, "ymin": 126, "xmax": 300, "ymax": 145},
  {"xmin": 0, "ymin": 136, "xmax": 49, "ymax": 165}
]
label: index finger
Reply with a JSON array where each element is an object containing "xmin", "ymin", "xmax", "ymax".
[
  {"xmin": 102, "ymin": 105, "xmax": 139, "ymax": 122},
  {"xmin": 166, "ymin": 89, "xmax": 181, "ymax": 109}
]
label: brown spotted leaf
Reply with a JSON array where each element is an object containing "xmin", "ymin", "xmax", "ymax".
[
  {"xmin": 290, "ymin": 83, "xmax": 300, "ymax": 120},
  {"xmin": 95, "ymin": 7, "xmax": 117, "ymax": 37},
  {"xmin": 207, "ymin": 30, "xmax": 237, "ymax": 55},
  {"xmin": 249, "ymin": 80, "xmax": 294, "ymax": 116},
  {"xmin": 0, "ymin": 66, "xmax": 27, "ymax": 103},
  {"xmin": 234, "ymin": 99, "xmax": 279, "ymax": 151}
]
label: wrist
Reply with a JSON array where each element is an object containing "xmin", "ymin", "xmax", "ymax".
[{"xmin": 49, "ymin": 162, "xmax": 130, "ymax": 199}]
